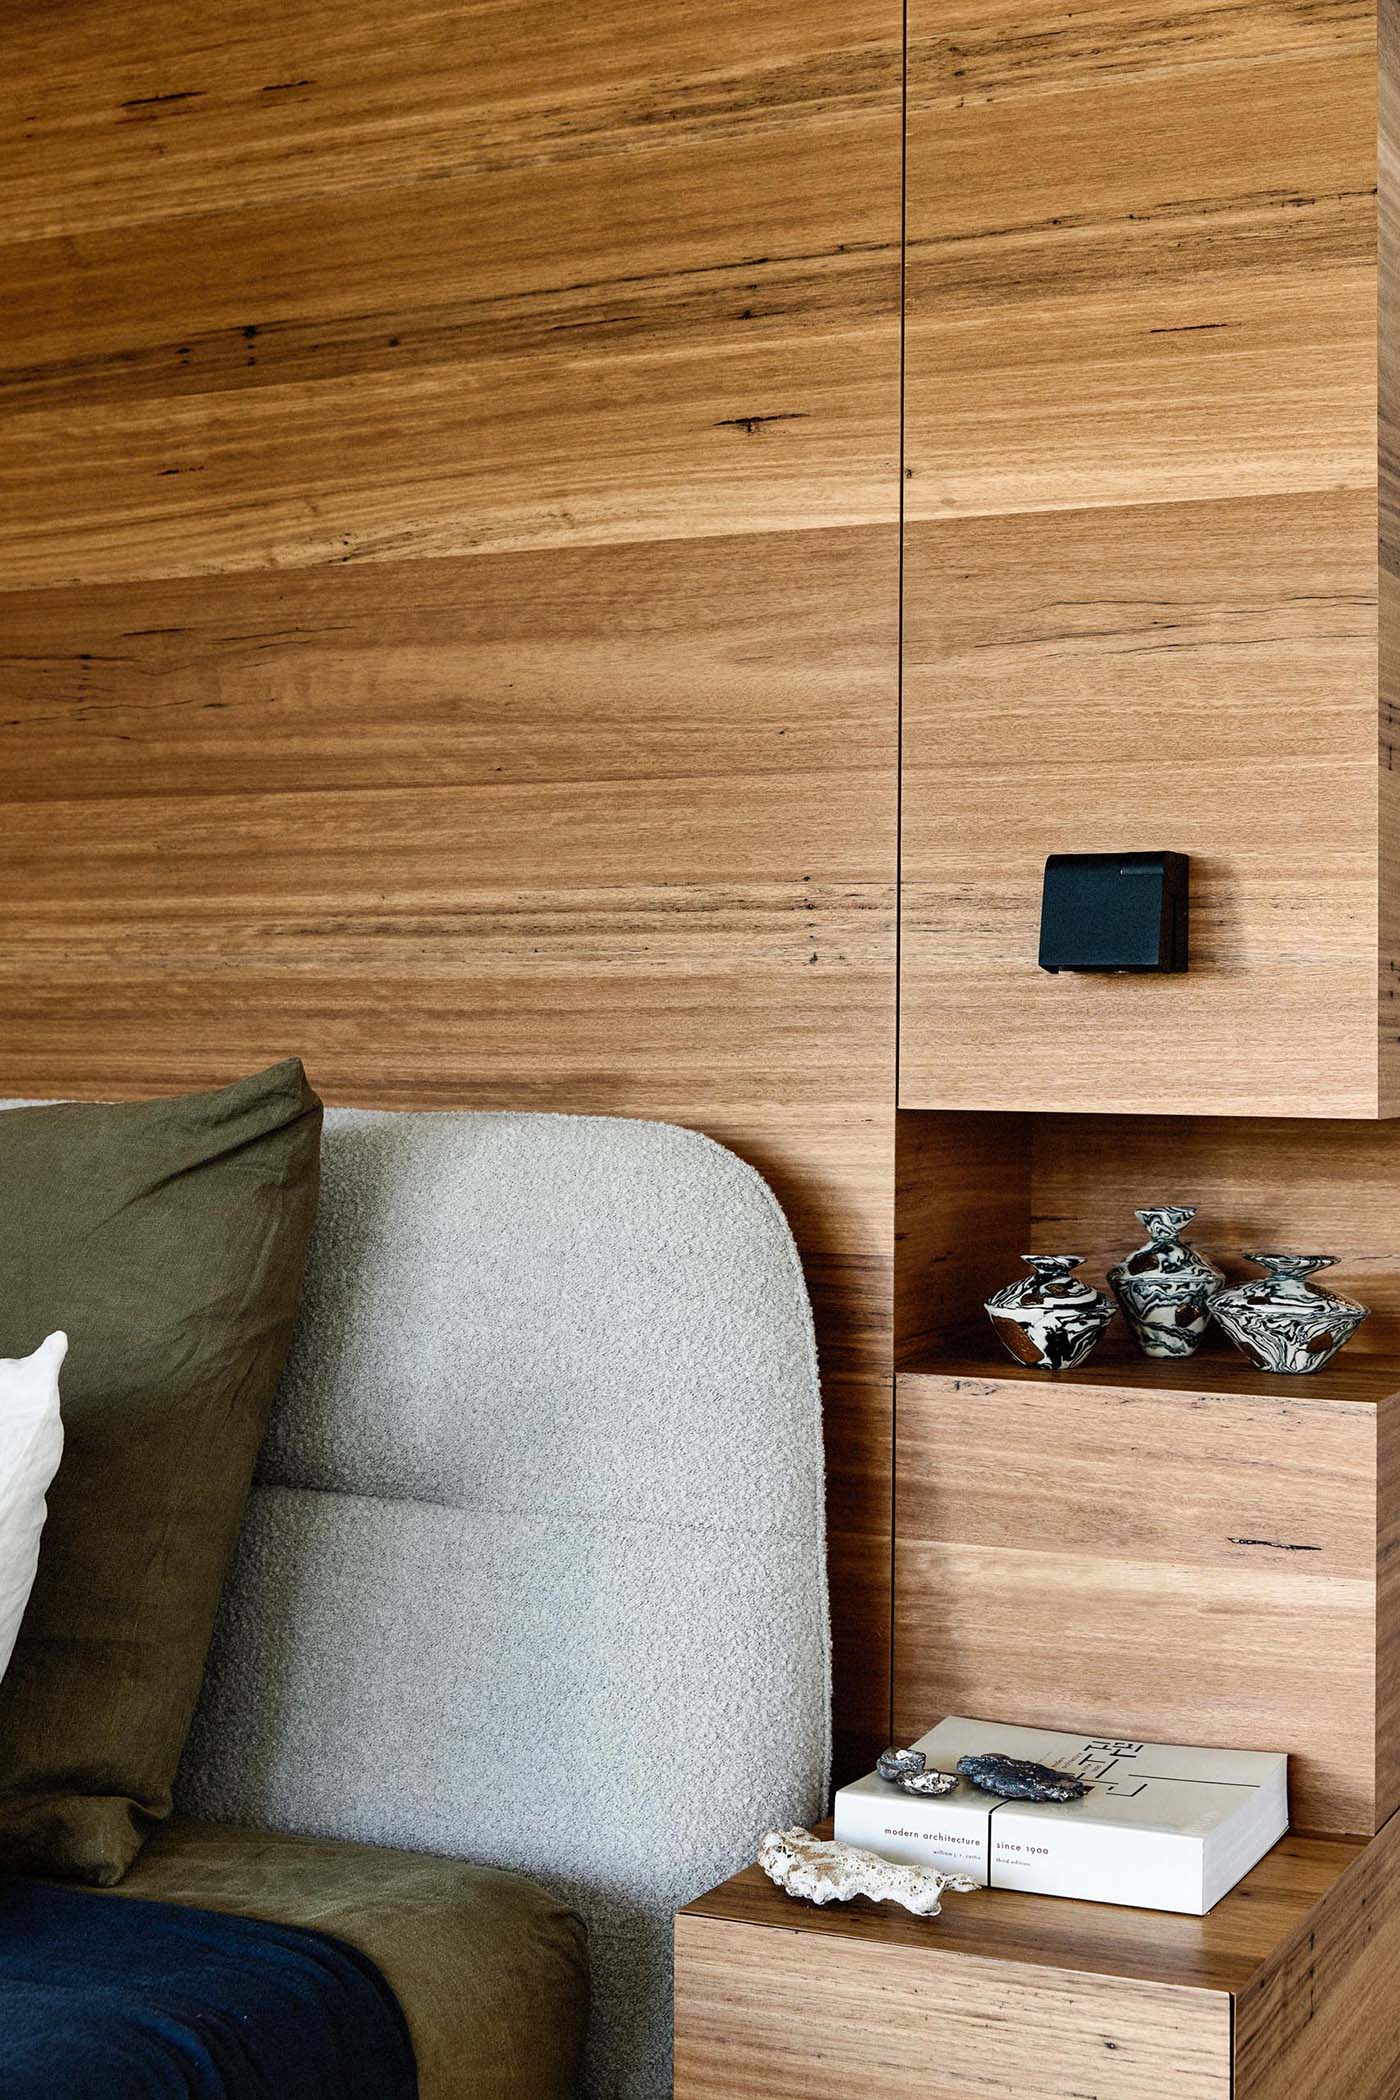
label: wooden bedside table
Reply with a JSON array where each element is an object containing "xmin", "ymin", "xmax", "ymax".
[{"xmin": 674, "ymin": 1819, "xmax": 1400, "ymax": 2100}]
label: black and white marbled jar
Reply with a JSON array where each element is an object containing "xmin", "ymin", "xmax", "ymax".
[
  {"xmin": 1108, "ymin": 1204, "xmax": 1223, "ymax": 1360},
  {"xmin": 984, "ymin": 1254, "xmax": 1117, "ymax": 1372},
  {"xmin": 1210, "ymin": 1254, "xmax": 1369, "ymax": 1374}
]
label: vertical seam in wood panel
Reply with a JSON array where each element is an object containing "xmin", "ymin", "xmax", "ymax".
[
  {"xmin": 890, "ymin": 0, "xmax": 909, "ymax": 1747},
  {"xmin": 1375, "ymin": 1401, "xmax": 1381, "ymax": 1829},
  {"xmin": 1381, "ymin": 0, "xmax": 1396, "ymax": 1116}
]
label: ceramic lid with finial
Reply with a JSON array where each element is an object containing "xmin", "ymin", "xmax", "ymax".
[{"xmin": 987, "ymin": 1254, "xmax": 1104, "ymax": 1311}]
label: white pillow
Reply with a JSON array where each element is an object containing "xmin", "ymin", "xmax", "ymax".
[{"xmin": 0, "ymin": 1332, "xmax": 66, "ymax": 1689}]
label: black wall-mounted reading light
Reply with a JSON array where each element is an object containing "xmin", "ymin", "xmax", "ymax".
[{"xmin": 1038, "ymin": 852, "xmax": 1189, "ymax": 974}]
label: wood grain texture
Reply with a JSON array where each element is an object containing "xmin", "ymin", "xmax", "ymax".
[
  {"xmin": 0, "ymin": 1, "xmax": 900, "ymax": 586},
  {"xmin": 677, "ymin": 1820, "xmax": 1400, "ymax": 2100},
  {"xmin": 894, "ymin": 1366, "xmax": 1394, "ymax": 1835},
  {"xmin": 823, "ymin": 1371, "xmax": 895, "ymax": 1781},
  {"xmin": 0, "ymin": 0, "xmax": 900, "ymax": 243},
  {"xmin": 1379, "ymin": 1377, "xmax": 1400, "ymax": 1821},
  {"xmin": 893, "ymin": 1108, "xmax": 1029, "ymax": 1361},
  {"xmin": 0, "ymin": 0, "xmax": 903, "ymax": 1778},
  {"xmin": 900, "ymin": 495, "xmax": 1380, "ymax": 1116},
  {"xmin": 1235, "ymin": 1803, "xmax": 1400, "ymax": 2100},
  {"xmin": 0, "ymin": 532, "xmax": 898, "ymax": 1362},
  {"xmin": 900, "ymin": 0, "xmax": 1385, "ymax": 1118},
  {"xmin": 675, "ymin": 1909, "xmax": 1231, "ymax": 2100},
  {"xmin": 1383, "ymin": 0, "xmax": 1400, "ymax": 1110},
  {"xmin": 908, "ymin": 1347, "xmax": 1400, "ymax": 1411},
  {"xmin": 904, "ymin": 27, "xmax": 1376, "ymax": 519}
]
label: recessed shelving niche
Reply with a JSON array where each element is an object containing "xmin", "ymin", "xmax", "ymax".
[
  {"xmin": 892, "ymin": 1108, "xmax": 1400, "ymax": 1839},
  {"xmin": 895, "ymin": 1109, "xmax": 1400, "ymax": 1371}
]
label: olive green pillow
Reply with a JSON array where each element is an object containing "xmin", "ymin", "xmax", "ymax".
[{"xmin": 0, "ymin": 1059, "xmax": 322, "ymax": 1884}]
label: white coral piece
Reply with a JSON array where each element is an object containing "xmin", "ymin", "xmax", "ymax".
[{"xmin": 756, "ymin": 1827, "xmax": 979, "ymax": 1918}]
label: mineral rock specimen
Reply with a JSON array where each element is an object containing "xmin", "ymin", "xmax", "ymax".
[
  {"xmin": 876, "ymin": 1747, "xmax": 961, "ymax": 1797},
  {"xmin": 757, "ymin": 1827, "xmax": 979, "ymax": 1918},
  {"xmin": 956, "ymin": 1753, "xmax": 1091, "ymax": 1802}
]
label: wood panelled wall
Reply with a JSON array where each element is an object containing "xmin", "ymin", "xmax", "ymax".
[
  {"xmin": 5, "ymin": 0, "xmax": 1397, "ymax": 1788},
  {"xmin": 0, "ymin": 0, "xmax": 903, "ymax": 1776},
  {"xmin": 899, "ymin": 0, "xmax": 1387, "ymax": 1119}
]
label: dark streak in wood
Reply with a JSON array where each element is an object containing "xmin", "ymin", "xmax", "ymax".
[
  {"xmin": 119, "ymin": 88, "xmax": 205, "ymax": 110},
  {"xmin": 1229, "ymin": 1537, "xmax": 1324, "ymax": 1553},
  {"xmin": 714, "ymin": 411, "xmax": 814, "ymax": 432}
]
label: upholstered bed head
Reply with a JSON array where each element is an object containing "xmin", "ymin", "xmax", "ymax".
[{"xmin": 176, "ymin": 1109, "xmax": 829, "ymax": 2100}]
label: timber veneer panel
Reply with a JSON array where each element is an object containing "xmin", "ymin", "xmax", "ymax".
[
  {"xmin": 678, "ymin": 1915, "xmax": 1231, "ymax": 2100},
  {"xmin": 900, "ymin": 0, "xmax": 1387, "ymax": 1117},
  {"xmin": 0, "ymin": 3, "xmax": 900, "ymax": 585},
  {"xmin": 0, "ymin": 0, "xmax": 900, "ymax": 243},
  {"xmin": 894, "ymin": 1361, "xmax": 1397, "ymax": 1834},
  {"xmin": 676, "ymin": 1821, "xmax": 1400, "ymax": 2100},
  {"xmin": 0, "ymin": 0, "xmax": 903, "ymax": 1773},
  {"xmin": 900, "ymin": 494, "xmax": 1379, "ymax": 1116},
  {"xmin": 893, "ymin": 1107, "xmax": 1030, "ymax": 1362},
  {"xmin": 1383, "ymin": 0, "xmax": 1400, "ymax": 1108}
]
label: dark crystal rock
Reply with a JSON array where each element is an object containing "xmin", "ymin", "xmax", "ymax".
[{"xmin": 956, "ymin": 1752, "xmax": 1091, "ymax": 1802}]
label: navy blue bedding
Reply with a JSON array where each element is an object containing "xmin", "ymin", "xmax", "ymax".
[{"xmin": 0, "ymin": 1876, "xmax": 418, "ymax": 2099}]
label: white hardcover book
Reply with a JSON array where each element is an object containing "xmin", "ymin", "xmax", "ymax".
[
  {"xmin": 834, "ymin": 1768, "xmax": 997, "ymax": 1885},
  {"xmin": 834, "ymin": 1716, "xmax": 1288, "ymax": 1915}
]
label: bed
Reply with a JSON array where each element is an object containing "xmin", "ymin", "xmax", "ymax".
[{"xmin": 5, "ymin": 1104, "xmax": 829, "ymax": 2098}]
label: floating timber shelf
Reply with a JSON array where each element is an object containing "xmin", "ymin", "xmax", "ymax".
[
  {"xmin": 901, "ymin": 1344, "xmax": 1400, "ymax": 1410},
  {"xmin": 675, "ymin": 1818, "xmax": 1400, "ymax": 2100}
]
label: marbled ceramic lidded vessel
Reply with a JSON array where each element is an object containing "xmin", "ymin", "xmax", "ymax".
[
  {"xmin": 1210, "ymin": 1254, "xmax": 1370, "ymax": 1374},
  {"xmin": 1108, "ymin": 1205, "xmax": 1223, "ymax": 1360},
  {"xmin": 985, "ymin": 1255, "xmax": 1116, "ymax": 1372}
]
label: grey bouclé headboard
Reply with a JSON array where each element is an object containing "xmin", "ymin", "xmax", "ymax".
[{"xmin": 176, "ymin": 1109, "xmax": 830, "ymax": 2099}]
